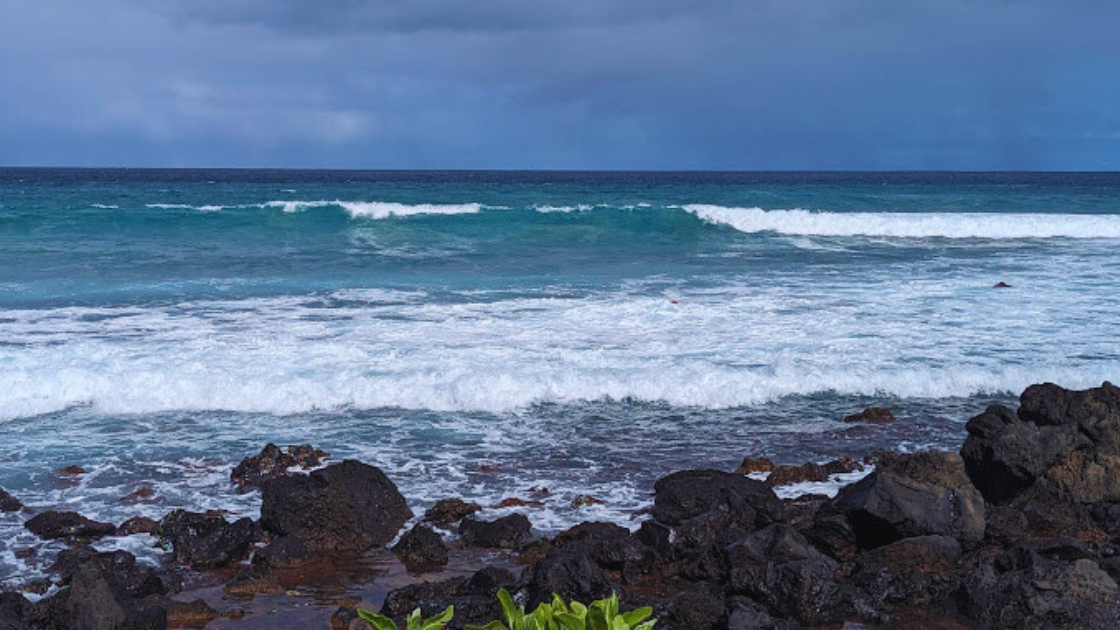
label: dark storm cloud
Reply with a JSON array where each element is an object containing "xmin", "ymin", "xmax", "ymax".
[{"xmin": 1, "ymin": 0, "xmax": 1118, "ymax": 169}]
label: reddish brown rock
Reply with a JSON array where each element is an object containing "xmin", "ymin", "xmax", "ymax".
[
  {"xmin": 118, "ymin": 487, "xmax": 155, "ymax": 504},
  {"xmin": 570, "ymin": 495, "xmax": 604, "ymax": 509},
  {"xmin": 493, "ymin": 497, "xmax": 544, "ymax": 509},
  {"xmin": 423, "ymin": 498, "xmax": 482, "ymax": 527},
  {"xmin": 57, "ymin": 465, "xmax": 86, "ymax": 476},
  {"xmin": 116, "ymin": 516, "xmax": 160, "ymax": 536},
  {"xmin": 844, "ymin": 407, "xmax": 895, "ymax": 424},
  {"xmin": 231, "ymin": 443, "xmax": 329, "ymax": 490},
  {"xmin": 734, "ymin": 456, "xmax": 775, "ymax": 475}
]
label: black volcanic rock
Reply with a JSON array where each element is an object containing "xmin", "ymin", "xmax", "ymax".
[
  {"xmin": 459, "ymin": 513, "xmax": 531, "ymax": 549},
  {"xmin": 379, "ymin": 567, "xmax": 515, "ymax": 628},
  {"xmin": 30, "ymin": 549, "xmax": 166, "ymax": 630},
  {"xmin": 0, "ymin": 488, "xmax": 22, "ymax": 512},
  {"xmin": 260, "ymin": 459, "xmax": 411, "ymax": 552},
  {"xmin": 829, "ymin": 450, "xmax": 985, "ymax": 549},
  {"xmin": 392, "ymin": 524, "xmax": 448, "ymax": 574},
  {"xmin": 652, "ymin": 469, "xmax": 783, "ymax": 549},
  {"xmin": 231, "ymin": 443, "xmax": 328, "ymax": 490},
  {"xmin": 25, "ymin": 511, "xmax": 115, "ymax": 542},
  {"xmin": 159, "ymin": 509, "xmax": 258, "ymax": 569},
  {"xmin": 962, "ymin": 382, "xmax": 1120, "ymax": 505}
]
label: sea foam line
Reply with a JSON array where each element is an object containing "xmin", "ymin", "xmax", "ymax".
[{"xmin": 683, "ymin": 204, "xmax": 1120, "ymax": 239}]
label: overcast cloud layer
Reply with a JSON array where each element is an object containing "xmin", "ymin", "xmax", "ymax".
[{"xmin": 1, "ymin": 0, "xmax": 1118, "ymax": 169}]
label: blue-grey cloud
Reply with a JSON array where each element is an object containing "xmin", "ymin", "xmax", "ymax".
[{"xmin": 1, "ymin": 0, "xmax": 1118, "ymax": 169}]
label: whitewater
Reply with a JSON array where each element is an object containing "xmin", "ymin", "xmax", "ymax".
[{"xmin": 2, "ymin": 169, "xmax": 1120, "ymax": 586}]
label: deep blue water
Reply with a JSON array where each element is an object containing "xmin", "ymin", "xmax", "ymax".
[{"xmin": 2, "ymin": 169, "xmax": 1119, "ymax": 587}]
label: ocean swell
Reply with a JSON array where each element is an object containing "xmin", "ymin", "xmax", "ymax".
[{"xmin": 683, "ymin": 204, "xmax": 1120, "ymax": 239}]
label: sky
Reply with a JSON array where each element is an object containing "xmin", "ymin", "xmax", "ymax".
[{"xmin": 1, "ymin": 0, "xmax": 1119, "ymax": 170}]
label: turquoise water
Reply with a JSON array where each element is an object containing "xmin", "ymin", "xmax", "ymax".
[{"xmin": 2, "ymin": 169, "xmax": 1119, "ymax": 586}]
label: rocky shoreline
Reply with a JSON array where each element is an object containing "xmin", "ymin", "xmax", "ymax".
[{"xmin": 4, "ymin": 382, "xmax": 1120, "ymax": 629}]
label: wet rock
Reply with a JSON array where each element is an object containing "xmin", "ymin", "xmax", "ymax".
[
  {"xmin": 652, "ymin": 469, "xmax": 783, "ymax": 549},
  {"xmin": 159, "ymin": 509, "xmax": 258, "ymax": 568},
  {"xmin": 961, "ymin": 545, "xmax": 1120, "ymax": 629},
  {"xmin": 251, "ymin": 535, "xmax": 311, "ymax": 571},
  {"xmin": 848, "ymin": 536, "xmax": 962, "ymax": 618},
  {"xmin": 380, "ymin": 567, "xmax": 515, "ymax": 628},
  {"xmin": 663, "ymin": 581, "xmax": 727, "ymax": 630},
  {"xmin": 165, "ymin": 599, "xmax": 220, "ymax": 628},
  {"xmin": 330, "ymin": 606, "xmax": 372, "ymax": 630},
  {"xmin": 391, "ymin": 524, "xmax": 448, "ymax": 574},
  {"xmin": 961, "ymin": 383, "xmax": 1120, "ymax": 505},
  {"xmin": 550, "ymin": 522, "xmax": 659, "ymax": 581},
  {"xmin": 0, "ymin": 489, "xmax": 23, "ymax": 512},
  {"xmin": 33, "ymin": 549, "xmax": 166, "ymax": 630},
  {"xmin": 525, "ymin": 547, "xmax": 615, "ymax": 608},
  {"xmin": 735, "ymin": 456, "xmax": 775, "ymax": 475},
  {"xmin": 260, "ymin": 459, "xmax": 412, "ymax": 553},
  {"xmin": 231, "ymin": 443, "xmax": 328, "ymax": 490},
  {"xmin": 830, "ymin": 450, "xmax": 985, "ymax": 549},
  {"xmin": 118, "ymin": 487, "xmax": 155, "ymax": 504},
  {"xmin": 843, "ymin": 407, "xmax": 895, "ymax": 423},
  {"xmin": 459, "ymin": 513, "xmax": 531, "ymax": 549},
  {"xmin": 727, "ymin": 524, "xmax": 851, "ymax": 626},
  {"xmin": 423, "ymin": 498, "xmax": 481, "ymax": 527},
  {"xmin": 57, "ymin": 465, "xmax": 86, "ymax": 476},
  {"xmin": 25, "ymin": 510, "xmax": 116, "ymax": 542},
  {"xmin": 804, "ymin": 509, "xmax": 859, "ymax": 562},
  {"xmin": 994, "ymin": 281, "xmax": 1012, "ymax": 288},
  {"xmin": 570, "ymin": 495, "xmax": 604, "ymax": 509},
  {"xmin": 0, "ymin": 592, "xmax": 31, "ymax": 628},
  {"xmin": 765, "ymin": 458, "xmax": 860, "ymax": 487},
  {"xmin": 635, "ymin": 520, "xmax": 672, "ymax": 556},
  {"xmin": 492, "ymin": 497, "xmax": 544, "ymax": 509},
  {"xmin": 115, "ymin": 516, "xmax": 160, "ymax": 536}
]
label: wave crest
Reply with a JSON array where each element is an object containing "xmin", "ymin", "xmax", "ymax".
[{"xmin": 683, "ymin": 204, "xmax": 1120, "ymax": 239}]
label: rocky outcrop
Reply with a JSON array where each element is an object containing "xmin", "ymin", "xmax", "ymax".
[
  {"xmin": 231, "ymin": 443, "xmax": 328, "ymax": 490},
  {"xmin": 0, "ymin": 489, "xmax": 22, "ymax": 512},
  {"xmin": 829, "ymin": 450, "xmax": 985, "ymax": 549},
  {"xmin": 423, "ymin": 498, "xmax": 482, "ymax": 527},
  {"xmin": 652, "ymin": 470, "xmax": 783, "ymax": 549},
  {"xmin": 392, "ymin": 524, "xmax": 448, "ymax": 574},
  {"xmin": 159, "ymin": 509, "xmax": 258, "ymax": 569},
  {"xmin": 843, "ymin": 407, "xmax": 894, "ymax": 423},
  {"xmin": 30, "ymin": 549, "xmax": 167, "ymax": 630},
  {"xmin": 259, "ymin": 459, "xmax": 411, "ymax": 552},
  {"xmin": 24, "ymin": 511, "xmax": 116, "ymax": 542},
  {"xmin": 459, "ymin": 514, "xmax": 531, "ymax": 549},
  {"xmin": 378, "ymin": 567, "xmax": 516, "ymax": 628},
  {"xmin": 962, "ymin": 382, "xmax": 1120, "ymax": 504}
]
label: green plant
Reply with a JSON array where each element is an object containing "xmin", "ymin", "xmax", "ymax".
[
  {"xmin": 466, "ymin": 589, "xmax": 655, "ymax": 630},
  {"xmin": 357, "ymin": 605, "xmax": 455, "ymax": 630}
]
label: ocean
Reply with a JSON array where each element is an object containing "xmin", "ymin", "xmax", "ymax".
[{"xmin": 2, "ymin": 169, "xmax": 1119, "ymax": 586}]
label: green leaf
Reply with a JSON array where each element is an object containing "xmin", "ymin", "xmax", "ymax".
[
  {"xmin": 422, "ymin": 605, "xmax": 455, "ymax": 630},
  {"xmin": 634, "ymin": 622, "xmax": 656, "ymax": 630},
  {"xmin": 551, "ymin": 594, "xmax": 568, "ymax": 615},
  {"xmin": 464, "ymin": 623, "xmax": 507, "ymax": 630},
  {"xmin": 498, "ymin": 588, "xmax": 519, "ymax": 626},
  {"xmin": 606, "ymin": 593, "xmax": 619, "ymax": 620},
  {"xmin": 569, "ymin": 602, "xmax": 587, "ymax": 619},
  {"xmin": 555, "ymin": 612, "xmax": 586, "ymax": 630},
  {"xmin": 357, "ymin": 608, "xmax": 400, "ymax": 630},
  {"xmin": 619, "ymin": 608, "xmax": 652, "ymax": 626},
  {"xmin": 587, "ymin": 608, "xmax": 609, "ymax": 630}
]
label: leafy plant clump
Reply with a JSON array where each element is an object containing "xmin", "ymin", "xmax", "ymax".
[
  {"xmin": 358, "ymin": 605, "xmax": 455, "ymax": 630},
  {"xmin": 466, "ymin": 589, "xmax": 656, "ymax": 630}
]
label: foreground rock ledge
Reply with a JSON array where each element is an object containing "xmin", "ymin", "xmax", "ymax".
[{"xmin": 5, "ymin": 382, "xmax": 1120, "ymax": 630}]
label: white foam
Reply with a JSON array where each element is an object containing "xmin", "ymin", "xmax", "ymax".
[
  {"xmin": 145, "ymin": 203, "xmax": 224, "ymax": 211},
  {"xmin": 534, "ymin": 204, "xmax": 594, "ymax": 213},
  {"xmin": 262, "ymin": 199, "xmax": 482, "ymax": 218},
  {"xmin": 90, "ymin": 204, "xmax": 119, "ymax": 209},
  {"xmin": 683, "ymin": 204, "xmax": 1120, "ymax": 239},
  {"xmin": 2, "ymin": 269, "xmax": 1118, "ymax": 419}
]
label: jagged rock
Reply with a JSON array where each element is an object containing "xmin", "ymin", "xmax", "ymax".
[
  {"xmin": 0, "ymin": 592, "xmax": 32, "ymax": 629},
  {"xmin": 663, "ymin": 581, "xmax": 727, "ymax": 630},
  {"xmin": 549, "ymin": 522, "xmax": 659, "ymax": 582},
  {"xmin": 260, "ymin": 460, "xmax": 412, "ymax": 552},
  {"xmin": 726, "ymin": 524, "xmax": 852, "ymax": 626},
  {"xmin": 843, "ymin": 407, "xmax": 894, "ymax": 423},
  {"xmin": 31, "ymin": 549, "xmax": 166, "ymax": 630},
  {"xmin": 25, "ymin": 511, "xmax": 116, "ymax": 542},
  {"xmin": 159, "ymin": 509, "xmax": 258, "ymax": 568},
  {"xmin": 231, "ymin": 443, "xmax": 328, "ymax": 489},
  {"xmin": 848, "ymin": 535, "xmax": 962, "ymax": 619},
  {"xmin": 525, "ymin": 547, "xmax": 615, "ymax": 608},
  {"xmin": 423, "ymin": 498, "xmax": 482, "ymax": 527},
  {"xmin": 961, "ymin": 545, "xmax": 1120, "ymax": 629},
  {"xmin": 380, "ymin": 567, "xmax": 515, "ymax": 627},
  {"xmin": 251, "ymin": 535, "xmax": 311, "ymax": 571},
  {"xmin": 392, "ymin": 524, "xmax": 448, "ymax": 574},
  {"xmin": 0, "ymin": 489, "xmax": 22, "ymax": 512},
  {"xmin": 118, "ymin": 487, "xmax": 155, "ymax": 504},
  {"xmin": 726, "ymin": 596, "xmax": 793, "ymax": 629},
  {"xmin": 459, "ymin": 514, "xmax": 531, "ymax": 549},
  {"xmin": 765, "ymin": 458, "xmax": 860, "ymax": 487},
  {"xmin": 961, "ymin": 382, "xmax": 1120, "ymax": 504},
  {"xmin": 652, "ymin": 470, "xmax": 783, "ymax": 549},
  {"xmin": 116, "ymin": 517, "xmax": 160, "ymax": 536},
  {"xmin": 830, "ymin": 451, "xmax": 985, "ymax": 549},
  {"xmin": 735, "ymin": 457, "xmax": 775, "ymax": 475}
]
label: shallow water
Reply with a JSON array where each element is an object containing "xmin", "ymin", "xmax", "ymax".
[{"xmin": 1, "ymin": 169, "xmax": 1118, "ymax": 588}]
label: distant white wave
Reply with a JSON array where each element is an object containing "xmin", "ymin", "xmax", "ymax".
[
  {"xmin": 684, "ymin": 204, "xmax": 1120, "ymax": 239},
  {"xmin": 534, "ymin": 204, "xmax": 594, "ymax": 213},
  {"xmin": 263, "ymin": 200, "xmax": 482, "ymax": 219},
  {"xmin": 146, "ymin": 203, "xmax": 224, "ymax": 211},
  {"xmin": 90, "ymin": 203, "xmax": 119, "ymax": 209}
]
